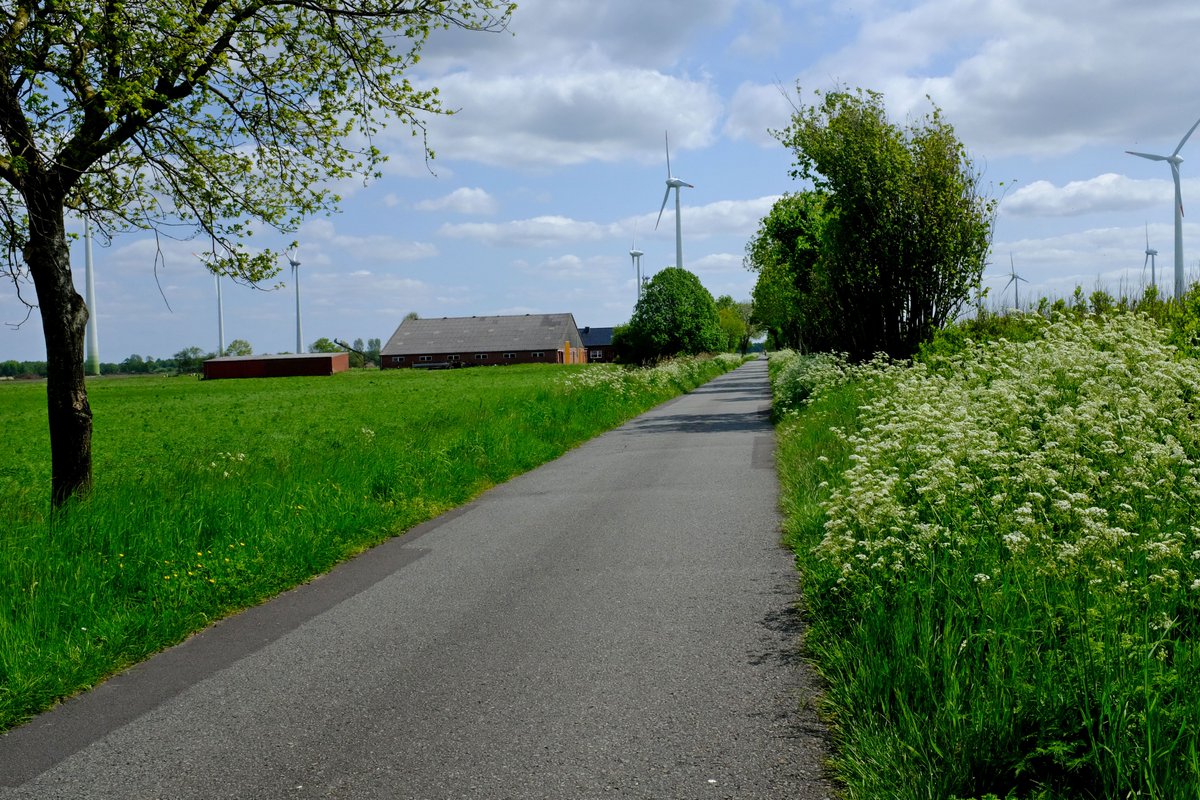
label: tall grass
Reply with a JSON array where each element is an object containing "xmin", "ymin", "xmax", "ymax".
[
  {"xmin": 0, "ymin": 355, "xmax": 743, "ymax": 731},
  {"xmin": 771, "ymin": 314, "xmax": 1200, "ymax": 799}
]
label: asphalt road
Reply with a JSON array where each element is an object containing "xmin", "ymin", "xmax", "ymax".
[{"xmin": 0, "ymin": 359, "xmax": 834, "ymax": 799}]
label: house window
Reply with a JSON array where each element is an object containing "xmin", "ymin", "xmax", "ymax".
[
  {"xmin": 447, "ymin": 354, "xmax": 460, "ymax": 362},
  {"xmin": 531, "ymin": 351, "xmax": 545, "ymax": 358},
  {"xmin": 475, "ymin": 353, "xmax": 488, "ymax": 361},
  {"xmin": 419, "ymin": 355, "xmax": 433, "ymax": 363},
  {"xmin": 392, "ymin": 356, "xmax": 404, "ymax": 364},
  {"xmin": 590, "ymin": 350, "xmax": 603, "ymax": 359},
  {"xmin": 503, "ymin": 352, "xmax": 516, "ymax": 360}
]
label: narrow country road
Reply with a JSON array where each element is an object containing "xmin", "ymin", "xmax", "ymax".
[{"xmin": 0, "ymin": 359, "xmax": 834, "ymax": 799}]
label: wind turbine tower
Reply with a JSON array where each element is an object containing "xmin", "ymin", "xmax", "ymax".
[
  {"xmin": 83, "ymin": 219, "xmax": 99, "ymax": 375},
  {"xmin": 193, "ymin": 252, "xmax": 224, "ymax": 355},
  {"xmin": 1005, "ymin": 254, "xmax": 1028, "ymax": 309},
  {"xmin": 215, "ymin": 274, "xmax": 225, "ymax": 356},
  {"xmin": 655, "ymin": 131, "xmax": 693, "ymax": 270},
  {"xmin": 287, "ymin": 248, "xmax": 303, "ymax": 353},
  {"xmin": 1127, "ymin": 114, "xmax": 1200, "ymax": 298},
  {"xmin": 629, "ymin": 225, "xmax": 644, "ymax": 302},
  {"xmin": 1145, "ymin": 223, "xmax": 1158, "ymax": 289},
  {"xmin": 629, "ymin": 246, "xmax": 644, "ymax": 302}
]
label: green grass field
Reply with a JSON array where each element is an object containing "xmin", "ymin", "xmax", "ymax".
[
  {"xmin": 0, "ymin": 356, "xmax": 741, "ymax": 731},
  {"xmin": 771, "ymin": 314, "xmax": 1200, "ymax": 800}
]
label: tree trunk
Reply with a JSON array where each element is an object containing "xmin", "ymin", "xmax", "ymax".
[{"xmin": 25, "ymin": 190, "xmax": 93, "ymax": 507}]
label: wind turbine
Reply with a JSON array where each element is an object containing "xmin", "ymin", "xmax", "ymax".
[
  {"xmin": 1127, "ymin": 113, "xmax": 1200, "ymax": 298},
  {"xmin": 286, "ymin": 247, "xmax": 303, "ymax": 353},
  {"xmin": 83, "ymin": 219, "xmax": 99, "ymax": 375},
  {"xmin": 193, "ymin": 252, "xmax": 224, "ymax": 355},
  {"xmin": 629, "ymin": 224, "xmax": 644, "ymax": 303},
  {"xmin": 654, "ymin": 131, "xmax": 693, "ymax": 270},
  {"xmin": 1144, "ymin": 222, "xmax": 1158, "ymax": 289},
  {"xmin": 1005, "ymin": 253, "xmax": 1028, "ymax": 309}
]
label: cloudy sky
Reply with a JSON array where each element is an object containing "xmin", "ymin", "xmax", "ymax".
[{"xmin": 5, "ymin": 0, "xmax": 1200, "ymax": 362}]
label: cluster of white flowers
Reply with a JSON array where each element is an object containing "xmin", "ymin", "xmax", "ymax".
[
  {"xmin": 769, "ymin": 350, "xmax": 892, "ymax": 412},
  {"xmin": 557, "ymin": 354, "xmax": 745, "ymax": 396},
  {"xmin": 808, "ymin": 314, "xmax": 1200, "ymax": 605},
  {"xmin": 205, "ymin": 451, "xmax": 247, "ymax": 479}
]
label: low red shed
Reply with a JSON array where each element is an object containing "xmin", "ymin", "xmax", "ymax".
[{"xmin": 202, "ymin": 352, "xmax": 350, "ymax": 380}]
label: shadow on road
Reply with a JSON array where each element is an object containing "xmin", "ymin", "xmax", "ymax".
[{"xmin": 619, "ymin": 408, "xmax": 771, "ymax": 435}]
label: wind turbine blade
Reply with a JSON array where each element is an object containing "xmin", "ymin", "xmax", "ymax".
[
  {"xmin": 655, "ymin": 186, "xmax": 671, "ymax": 230},
  {"xmin": 1174, "ymin": 114, "xmax": 1200, "ymax": 157},
  {"xmin": 1146, "ymin": 221, "xmax": 1150, "ymax": 250},
  {"xmin": 1145, "ymin": 252, "xmax": 1151, "ymax": 269},
  {"xmin": 1127, "ymin": 150, "xmax": 1169, "ymax": 161},
  {"xmin": 679, "ymin": 180, "xmax": 694, "ymax": 189},
  {"xmin": 665, "ymin": 131, "xmax": 671, "ymax": 178}
]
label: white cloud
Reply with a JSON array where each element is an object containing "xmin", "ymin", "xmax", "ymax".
[
  {"xmin": 298, "ymin": 219, "xmax": 438, "ymax": 265},
  {"xmin": 419, "ymin": 0, "xmax": 738, "ymax": 75},
  {"xmin": 439, "ymin": 215, "xmax": 614, "ymax": 247},
  {"xmin": 790, "ymin": 0, "xmax": 1200, "ymax": 158},
  {"xmin": 1002, "ymin": 174, "xmax": 1172, "ymax": 217},
  {"xmin": 424, "ymin": 69, "xmax": 722, "ymax": 167},
  {"xmin": 690, "ymin": 252, "xmax": 745, "ymax": 274},
  {"xmin": 440, "ymin": 195, "xmax": 778, "ymax": 250},
  {"xmin": 723, "ymin": 82, "xmax": 794, "ymax": 146},
  {"xmin": 728, "ymin": 1, "xmax": 790, "ymax": 59},
  {"xmin": 514, "ymin": 253, "xmax": 617, "ymax": 281},
  {"xmin": 685, "ymin": 196, "xmax": 782, "ymax": 237},
  {"xmin": 414, "ymin": 187, "xmax": 500, "ymax": 214}
]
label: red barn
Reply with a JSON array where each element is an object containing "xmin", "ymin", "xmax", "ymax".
[{"xmin": 202, "ymin": 352, "xmax": 350, "ymax": 380}]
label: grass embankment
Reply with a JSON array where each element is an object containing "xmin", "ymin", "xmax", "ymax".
[
  {"xmin": 771, "ymin": 314, "xmax": 1200, "ymax": 799},
  {"xmin": 0, "ymin": 355, "xmax": 743, "ymax": 731}
]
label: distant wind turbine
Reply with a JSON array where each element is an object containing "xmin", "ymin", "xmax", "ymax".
[
  {"xmin": 83, "ymin": 219, "xmax": 99, "ymax": 375},
  {"xmin": 654, "ymin": 131, "xmax": 693, "ymax": 270},
  {"xmin": 193, "ymin": 252, "xmax": 224, "ymax": 355},
  {"xmin": 1005, "ymin": 253, "xmax": 1028, "ymax": 309},
  {"xmin": 629, "ymin": 225, "xmax": 644, "ymax": 303},
  {"xmin": 1144, "ymin": 222, "xmax": 1158, "ymax": 289},
  {"xmin": 286, "ymin": 248, "xmax": 303, "ymax": 353},
  {"xmin": 1127, "ymin": 113, "xmax": 1200, "ymax": 298}
]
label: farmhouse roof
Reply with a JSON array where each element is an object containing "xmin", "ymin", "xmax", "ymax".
[
  {"xmin": 579, "ymin": 326, "xmax": 614, "ymax": 347},
  {"xmin": 382, "ymin": 313, "xmax": 584, "ymax": 356}
]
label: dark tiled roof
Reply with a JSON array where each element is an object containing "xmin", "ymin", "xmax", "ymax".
[
  {"xmin": 579, "ymin": 326, "xmax": 615, "ymax": 347},
  {"xmin": 381, "ymin": 313, "xmax": 583, "ymax": 356}
]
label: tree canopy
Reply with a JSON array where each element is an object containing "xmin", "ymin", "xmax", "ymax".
[
  {"xmin": 759, "ymin": 87, "xmax": 995, "ymax": 359},
  {"xmin": 744, "ymin": 191, "xmax": 828, "ymax": 351},
  {"xmin": 613, "ymin": 267, "xmax": 723, "ymax": 363},
  {"xmin": 224, "ymin": 338, "xmax": 252, "ymax": 357},
  {"xmin": 0, "ymin": 0, "xmax": 514, "ymax": 505}
]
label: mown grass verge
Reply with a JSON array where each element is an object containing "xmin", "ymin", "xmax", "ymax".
[
  {"xmin": 771, "ymin": 314, "xmax": 1200, "ymax": 799},
  {"xmin": 0, "ymin": 355, "xmax": 743, "ymax": 731}
]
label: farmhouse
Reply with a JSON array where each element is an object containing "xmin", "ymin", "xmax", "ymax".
[
  {"xmin": 381, "ymin": 313, "xmax": 588, "ymax": 369},
  {"xmin": 579, "ymin": 326, "xmax": 615, "ymax": 363},
  {"xmin": 203, "ymin": 352, "xmax": 350, "ymax": 380}
]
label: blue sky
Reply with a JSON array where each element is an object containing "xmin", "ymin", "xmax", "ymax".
[{"xmin": 5, "ymin": 0, "xmax": 1200, "ymax": 362}]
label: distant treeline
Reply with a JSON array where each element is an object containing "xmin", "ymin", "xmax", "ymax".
[
  {"xmin": 3, "ymin": 338, "xmax": 385, "ymax": 379},
  {"xmin": 0, "ymin": 354, "xmax": 183, "ymax": 379}
]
